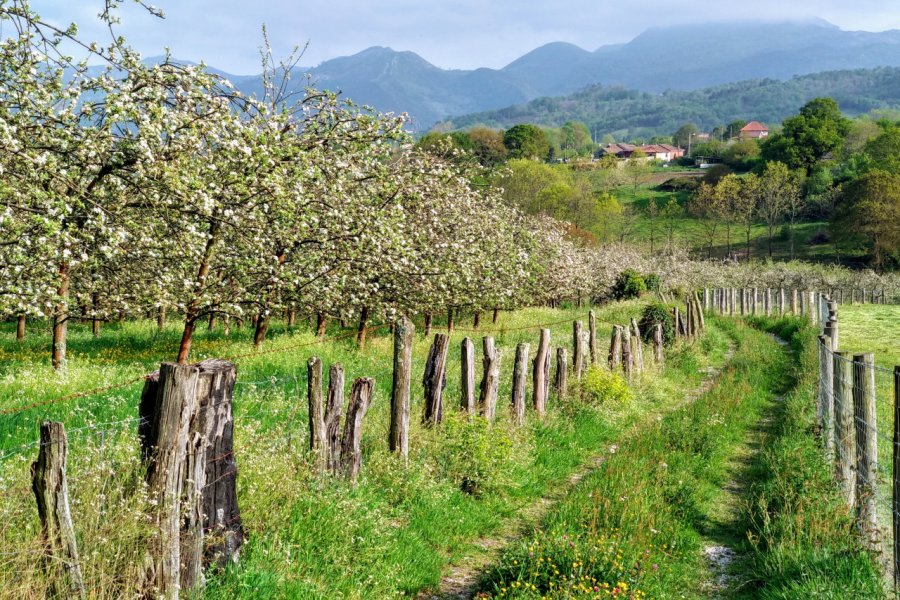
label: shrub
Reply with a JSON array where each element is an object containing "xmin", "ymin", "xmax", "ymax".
[
  {"xmin": 435, "ymin": 411, "xmax": 513, "ymax": 496},
  {"xmin": 638, "ymin": 302, "xmax": 675, "ymax": 346},
  {"xmin": 644, "ymin": 273, "xmax": 661, "ymax": 292},
  {"xmin": 657, "ymin": 176, "xmax": 699, "ymax": 192},
  {"xmin": 612, "ymin": 269, "xmax": 646, "ymax": 300},
  {"xmin": 581, "ymin": 365, "xmax": 633, "ymax": 406}
]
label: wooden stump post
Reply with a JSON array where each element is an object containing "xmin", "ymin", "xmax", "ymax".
[
  {"xmin": 340, "ymin": 378, "xmax": 375, "ymax": 484},
  {"xmin": 554, "ymin": 347, "xmax": 568, "ymax": 400},
  {"xmin": 608, "ymin": 325, "xmax": 623, "ymax": 371},
  {"xmin": 308, "ymin": 357, "xmax": 327, "ymax": 471},
  {"xmin": 653, "ymin": 324, "xmax": 664, "ymax": 365},
  {"xmin": 791, "ymin": 289, "xmax": 799, "ymax": 315},
  {"xmin": 390, "ymin": 317, "xmax": 413, "ymax": 459},
  {"xmin": 325, "ymin": 364, "xmax": 345, "ymax": 472},
  {"xmin": 834, "ymin": 352, "xmax": 856, "ymax": 508},
  {"xmin": 511, "ymin": 342, "xmax": 530, "ymax": 426},
  {"xmin": 819, "ymin": 335, "xmax": 835, "ymax": 460},
  {"xmin": 532, "ymin": 329, "xmax": 551, "ymax": 416},
  {"xmin": 853, "ymin": 353, "xmax": 879, "ymax": 550},
  {"xmin": 622, "ymin": 326, "xmax": 633, "ymax": 382},
  {"xmin": 144, "ymin": 363, "xmax": 199, "ymax": 598},
  {"xmin": 892, "ymin": 366, "xmax": 900, "ymax": 589},
  {"xmin": 31, "ymin": 422, "xmax": 85, "ymax": 599},
  {"xmin": 572, "ymin": 321, "xmax": 585, "ymax": 379},
  {"xmin": 423, "ymin": 334, "xmax": 450, "ymax": 426},
  {"xmin": 461, "ymin": 337, "xmax": 476, "ymax": 415},
  {"xmin": 588, "ymin": 311, "xmax": 598, "ymax": 364},
  {"xmin": 479, "ymin": 337, "xmax": 501, "ymax": 422},
  {"xmin": 630, "ymin": 318, "xmax": 643, "ymax": 375}
]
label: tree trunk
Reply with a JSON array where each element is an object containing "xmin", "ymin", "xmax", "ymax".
[
  {"xmin": 177, "ymin": 221, "xmax": 219, "ymax": 364},
  {"xmin": 91, "ymin": 292, "xmax": 100, "ymax": 338},
  {"xmin": 208, "ymin": 312, "xmax": 216, "ymax": 332},
  {"xmin": 356, "ymin": 306, "xmax": 369, "ymax": 349},
  {"xmin": 253, "ymin": 312, "xmax": 270, "ymax": 348},
  {"xmin": 287, "ymin": 305, "xmax": 296, "ymax": 328},
  {"xmin": 157, "ymin": 307, "xmax": 166, "ymax": 331},
  {"xmin": 492, "ymin": 307, "xmax": 500, "ymax": 324},
  {"xmin": 423, "ymin": 312, "xmax": 433, "ymax": 338},
  {"xmin": 446, "ymin": 306, "xmax": 454, "ymax": 334},
  {"xmin": 51, "ymin": 262, "xmax": 70, "ymax": 371},
  {"xmin": 316, "ymin": 313, "xmax": 327, "ymax": 339},
  {"xmin": 16, "ymin": 314, "xmax": 25, "ymax": 341},
  {"xmin": 473, "ymin": 311, "xmax": 481, "ymax": 329}
]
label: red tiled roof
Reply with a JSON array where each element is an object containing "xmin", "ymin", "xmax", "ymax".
[{"xmin": 741, "ymin": 121, "xmax": 768, "ymax": 132}]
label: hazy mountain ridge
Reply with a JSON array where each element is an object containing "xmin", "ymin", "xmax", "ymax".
[
  {"xmin": 444, "ymin": 67, "xmax": 900, "ymax": 139},
  {"xmin": 149, "ymin": 20, "xmax": 900, "ymax": 128}
]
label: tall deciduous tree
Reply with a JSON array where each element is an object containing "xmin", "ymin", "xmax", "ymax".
[{"xmin": 832, "ymin": 170, "xmax": 900, "ymax": 271}]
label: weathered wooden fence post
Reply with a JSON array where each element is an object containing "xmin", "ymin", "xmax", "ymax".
[
  {"xmin": 31, "ymin": 421, "xmax": 85, "ymax": 599},
  {"xmin": 588, "ymin": 311, "xmax": 598, "ymax": 364},
  {"xmin": 143, "ymin": 362, "xmax": 199, "ymax": 598},
  {"xmin": 390, "ymin": 316, "xmax": 413, "ymax": 459},
  {"xmin": 325, "ymin": 365, "xmax": 344, "ymax": 472},
  {"xmin": 480, "ymin": 337, "xmax": 501, "ymax": 422},
  {"xmin": 630, "ymin": 318, "xmax": 643, "ymax": 375},
  {"xmin": 791, "ymin": 289, "xmax": 799, "ymax": 315},
  {"xmin": 555, "ymin": 348, "xmax": 568, "ymax": 400},
  {"xmin": 308, "ymin": 357, "xmax": 327, "ymax": 471},
  {"xmin": 833, "ymin": 352, "xmax": 856, "ymax": 508},
  {"xmin": 622, "ymin": 326, "xmax": 633, "ymax": 382},
  {"xmin": 341, "ymin": 378, "xmax": 375, "ymax": 484},
  {"xmin": 752, "ymin": 287, "xmax": 758, "ymax": 315},
  {"xmin": 461, "ymin": 337, "xmax": 476, "ymax": 415},
  {"xmin": 512, "ymin": 342, "xmax": 530, "ymax": 426},
  {"xmin": 819, "ymin": 335, "xmax": 835, "ymax": 460},
  {"xmin": 893, "ymin": 366, "xmax": 900, "ymax": 589},
  {"xmin": 423, "ymin": 334, "xmax": 450, "ymax": 425},
  {"xmin": 765, "ymin": 288, "xmax": 772, "ymax": 316},
  {"xmin": 608, "ymin": 325, "xmax": 623, "ymax": 371},
  {"xmin": 572, "ymin": 321, "xmax": 585, "ymax": 379},
  {"xmin": 532, "ymin": 329, "xmax": 551, "ymax": 416},
  {"xmin": 853, "ymin": 353, "xmax": 879, "ymax": 550}
]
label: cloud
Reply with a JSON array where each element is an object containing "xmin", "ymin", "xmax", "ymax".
[{"xmin": 30, "ymin": 0, "xmax": 900, "ymax": 74}]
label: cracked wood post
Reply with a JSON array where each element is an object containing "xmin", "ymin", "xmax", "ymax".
[
  {"xmin": 819, "ymin": 335, "xmax": 835, "ymax": 462},
  {"xmin": 739, "ymin": 288, "xmax": 745, "ymax": 316},
  {"xmin": 144, "ymin": 362, "xmax": 199, "ymax": 598},
  {"xmin": 622, "ymin": 326, "xmax": 633, "ymax": 382},
  {"xmin": 31, "ymin": 421, "xmax": 85, "ymax": 599},
  {"xmin": 630, "ymin": 318, "xmax": 643, "ymax": 375},
  {"xmin": 833, "ymin": 351, "xmax": 856, "ymax": 509},
  {"xmin": 694, "ymin": 291, "xmax": 705, "ymax": 331},
  {"xmin": 853, "ymin": 353, "xmax": 879, "ymax": 551},
  {"xmin": 765, "ymin": 288, "xmax": 772, "ymax": 316},
  {"xmin": 423, "ymin": 334, "xmax": 450, "ymax": 426},
  {"xmin": 325, "ymin": 364, "xmax": 344, "ymax": 472},
  {"xmin": 828, "ymin": 300, "xmax": 839, "ymax": 350},
  {"xmin": 778, "ymin": 288, "xmax": 785, "ymax": 316},
  {"xmin": 652, "ymin": 324, "xmax": 664, "ymax": 366},
  {"xmin": 461, "ymin": 337, "xmax": 476, "ymax": 415},
  {"xmin": 340, "ymin": 378, "xmax": 375, "ymax": 484},
  {"xmin": 751, "ymin": 287, "xmax": 758, "ymax": 315},
  {"xmin": 532, "ymin": 329, "xmax": 551, "ymax": 416},
  {"xmin": 390, "ymin": 317, "xmax": 413, "ymax": 459},
  {"xmin": 479, "ymin": 337, "xmax": 501, "ymax": 422},
  {"xmin": 683, "ymin": 300, "xmax": 693, "ymax": 340},
  {"xmin": 893, "ymin": 365, "xmax": 900, "ymax": 589},
  {"xmin": 588, "ymin": 311, "xmax": 598, "ymax": 364},
  {"xmin": 554, "ymin": 347, "xmax": 568, "ymax": 400},
  {"xmin": 511, "ymin": 342, "xmax": 530, "ymax": 426},
  {"xmin": 572, "ymin": 320, "xmax": 585, "ymax": 380},
  {"xmin": 308, "ymin": 357, "xmax": 327, "ymax": 472},
  {"xmin": 608, "ymin": 325, "xmax": 623, "ymax": 371}
]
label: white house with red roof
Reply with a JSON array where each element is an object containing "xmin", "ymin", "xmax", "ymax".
[{"xmin": 740, "ymin": 121, "xmax": 769, "ymax": 139}]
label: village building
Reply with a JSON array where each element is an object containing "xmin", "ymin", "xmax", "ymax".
[
  {"xmin": 600, "ymin": 142, "xmax": 684, "ymax": 161},
  {"xmin": 740, "ymin": 121, "xmax": 769, "ymax": 139}
]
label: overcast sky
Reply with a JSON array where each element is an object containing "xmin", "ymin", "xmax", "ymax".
[{"xmin": 33, "ymin": 1, "xmax": 900, "ymax": 74}]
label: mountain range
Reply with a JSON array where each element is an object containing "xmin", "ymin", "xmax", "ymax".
[{"xmin": 156, "ymin": 20, "xmax": 900, "ymax": 130}]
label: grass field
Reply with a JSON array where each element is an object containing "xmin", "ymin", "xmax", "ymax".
[{"xmin": 0, "ymin": 301, "xmax": 736, "ymax": 599}]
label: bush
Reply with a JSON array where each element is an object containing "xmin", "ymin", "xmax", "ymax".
[
  {"xmin": 638, "ymin": 302, "xmax": 675, "ymax": 346},
  {"xmin": 435, "ymin": 411, "xmax": 513, "ymax": 496},
  {"xmin": 581, "ymin": 365, "xmax": 633, "ymax": 406},
  {"xmin": 644, "ymin": 273, "xmax": 661, "ymax": 292},
  {"xmin": 657, "ymin": 176, "xmax": 699, "ymax": 192},
  {"xmin": 611, "ymin": 269, "xmax": 647, "ymax": 300}
]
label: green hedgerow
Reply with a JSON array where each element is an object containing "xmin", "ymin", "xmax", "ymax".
[
  {"xmin": 611, "ymin": 269, "xmax": 647, "ymax": 300},
  {"xmin": 638, "ymin": 302, "xmax": 675, "ymax": 346}
]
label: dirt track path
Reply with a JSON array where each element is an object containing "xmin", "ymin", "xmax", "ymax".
[{"xmin": 419, "ymin": 341, "xmax": 736, "ymax": 600}]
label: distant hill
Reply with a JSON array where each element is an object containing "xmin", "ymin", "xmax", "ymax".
[
  {"xmin": 442, "ymin": 67, "xmax": 900, "ymax": 139},
  {"xmin": 142, "ymin": 20, "xmax": 900, "ymax": 129}
]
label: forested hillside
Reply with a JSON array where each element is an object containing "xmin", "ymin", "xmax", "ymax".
[{"xmin": 443, "ymin": 67, "xmax": 900, "ymax": 140}]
